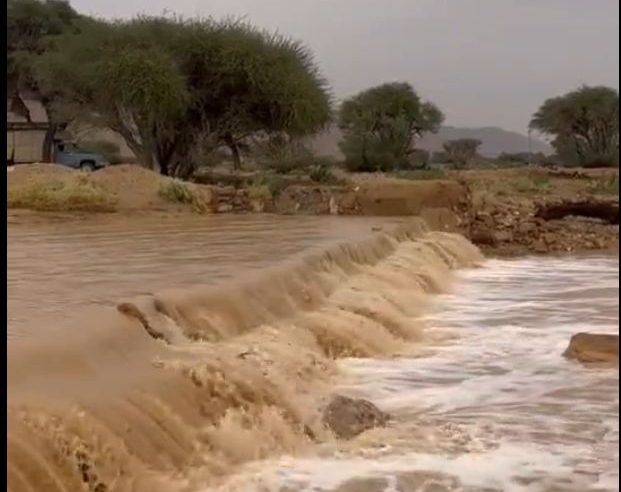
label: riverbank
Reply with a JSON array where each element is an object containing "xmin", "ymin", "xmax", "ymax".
[{"xmin": 7, "ymin": 163, "xmax": 618, "ymax": 256}]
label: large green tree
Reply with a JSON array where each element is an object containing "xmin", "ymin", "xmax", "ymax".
[
  {"xmin": 33, "ymin": 16, "xmax": 332, "ymax": 175},
  {"xmin": 530, "ymin": 86, "xmax": 619, "ymax": 167},
  {"xmin": 337, "ymin": 82, "xmax": 444, "ymax": 172},
  {"xmin": 7, "ymin": 0, "xmax": 82, "ymax": 160},
  {"xmin": 7, "ymin": 0, "xmax": 81, "ymax": 89}
]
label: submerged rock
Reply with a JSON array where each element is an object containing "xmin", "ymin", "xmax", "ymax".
[
  {"xmin": 563, "ymin": 333, "xmax": 619, "ymax": 364},
  {"xmin": 322, "ymin": 395, "xmax": 390, "ymax": 439}
]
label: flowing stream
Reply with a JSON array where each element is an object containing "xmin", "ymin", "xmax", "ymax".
[{"xmin": 6, "ymin": 214, "xmax": 618, "ymax": 492}]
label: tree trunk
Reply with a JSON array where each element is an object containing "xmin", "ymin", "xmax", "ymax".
[
  {"xmin": 224, "ymin": 133, "xmax": 241, "ymax": 170},
  {"xmin": 535, "ymin": 199, "xmax": 619, "ymax": 224},
  {"xmin": 159, "ymin": 160, "xmax": 170, "ymax": 176},
  {"xmin": 42, "ymin": 123, "xmax": 57, "ymax": 162}
]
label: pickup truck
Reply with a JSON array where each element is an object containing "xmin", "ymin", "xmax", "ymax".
[
  {"xmin": 53, "ymin": 141, "xmax": 109, "ymax": 171},
  {"xmin": 7, "ymin": 133, "xmax": 109, "ymax": 170}
]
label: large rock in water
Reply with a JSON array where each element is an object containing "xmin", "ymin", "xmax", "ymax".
[
  {"xmin": 563, "ymin": 333, "xmax": 619, "ymax": 364},
  {"xmin": 322, "ymin": 395, "xmax": 390, "ymax": 439}
]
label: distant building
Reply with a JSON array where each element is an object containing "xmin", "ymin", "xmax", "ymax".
[{"xmin": 7, "ymin": 93, "xmax": 49, "ymax": 164}]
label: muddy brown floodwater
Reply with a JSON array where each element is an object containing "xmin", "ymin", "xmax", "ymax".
[
  {"xmin": 6, "ymin": 213, "xmax": 619, "ymax": 492},
  {"xmin": 7, "ymin": 214, "xmax": 402, "ymax": 338}
]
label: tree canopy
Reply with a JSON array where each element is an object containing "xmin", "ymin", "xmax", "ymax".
[
  {"xmin": 7, "ymin": 0, "xmax": 81, "ymax": 93},
  {"xmin": 530, "ymin": 86, "xmax": 619, "ymax": 168},
  {"xmin": 442, "ymin": 138, "xmax": 481, "ymax": 169},
  {"xmin": 337, "ymin": 82, "xmax": 444, "ymax": 172},
  {"xmin": 32, "ymin": 16, "xmax": 332, "ymax": 175}
]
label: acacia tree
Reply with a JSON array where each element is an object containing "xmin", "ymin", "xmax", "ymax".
[
  {"xmin": 530, "ymin": 86, "xmax": 619, "ymax": 167},
  {"xmin": 7, "ymin": 0, "xmax": 82, "ymax": 160},
  {"xmin": 442, "ymin": 138, "xmax": 481, "ymax": 169},
  {"xmin": 33, "ymin": 16, "xmax": 332, "ymax": 175},
  {"xmin": 337, "ymin": 82, "xmax": 444, "ymax": 172}
]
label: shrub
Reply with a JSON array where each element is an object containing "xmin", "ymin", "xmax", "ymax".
[
  {"xmin": 511, "ymin": 175, "xmax": 551, "ymax": 194},
  {"xmin": 589, "ymin": 175, "xmax": 619, "ymax": 195},
  {"xmin": 7, "ymin": 177, "xmax": 116, "ymax": 212},
  {"xmin": 256, "ymin": 137, "xmax": 320, "ymax": 174},
  {"xmin": 391, "ymin": 168, "xmax": 447, "ymax": 180},
  {"xmin": 158, "ymin": 178, "xmax": 211, "ymax": 212},
  {"xmin": 309, "ymin": 162, "xmax": 343, "ymax": 185}
]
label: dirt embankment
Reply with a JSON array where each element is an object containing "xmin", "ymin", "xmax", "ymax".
[
  {"xmin": 7, "ymin": 163, "xmax": 619, "ymax": 256},
  {"xmin": 7, "ymin": 164, "xmax": 213, "ymax": 213},
  {"xmin": 460, "ymin": 168, "xmax": 619, "ymax": 255}
]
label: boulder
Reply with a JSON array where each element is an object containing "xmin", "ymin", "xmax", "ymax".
[
  {"xmin": 322, "ymin": 395, "xmax": 390, "ymax": 439},
  {"xmin": 563, "ymin": 333, "xmax": 619, "ymax": 364},
  {"xmin": 470, "ymin": 226, "xmax": 497, "ymax": 247}
]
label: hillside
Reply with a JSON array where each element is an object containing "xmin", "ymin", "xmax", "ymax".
[
  {"xmin": 417, "ymin": 126, "xmax": 552, "ymax": 157},
  {"xmin": 308, "ymin": 124, "xmax": 552, "ymax": 159}
]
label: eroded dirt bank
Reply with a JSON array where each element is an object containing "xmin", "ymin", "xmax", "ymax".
[{"xmin": 7, "ymin": 164, "xmax": 619, "ymax": 256}]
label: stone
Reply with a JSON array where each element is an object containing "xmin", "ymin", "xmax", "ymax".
[
  {"xmin": 470, "ymin": 227, "xmax": 497, "ymax": 246},
  {"xmin": 476, "ymin": 212, "xmax": 495, "ymax": 228},
  {"xmin": 322, "ymin": 395, "xmax": 390, "ymax": 439},
  {"xmin": 543, "ymin": 232, "xmax": 557, "ymax": 245},
  {"xmin": 493, "ymin": 230, "xmax": 513, "ymax": 243},
  {"xmin": 531, "ymin": 240, "xmax": 548, "ymax": 253},
  {"xmin": 518, "ymin": 221, "xmax": 537, "ymax": 234},
  {"xmin": 216, "ymin": 203, "xmax": 233, "ymax": 213},
  {"xmin": 563, "ymin": 333, "xmax": 619, "ymax": 364}
]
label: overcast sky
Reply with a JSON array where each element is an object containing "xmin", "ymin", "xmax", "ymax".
[{"xmin": 71, "ymin": 0, "xmax": 619, "ymax": 134}]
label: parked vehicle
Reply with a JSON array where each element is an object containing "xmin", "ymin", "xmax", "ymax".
[
  {"xmin": 6, "ymin": 130, "xmax": 108, "ymax": 170},
  {"xmin": 53, "ymin": 141, "xmax": 108, "ymax": 171}
]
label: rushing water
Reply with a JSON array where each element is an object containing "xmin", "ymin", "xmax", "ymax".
[
  {"xmin": 7, "ymin": 214, "xmax": 400, "ymax": 337},
  {"xmin": 231, "ymin": 256, "xmax": 618, "ymax": 492},
  {"xmin": 6, "ymin": 215, "xmax": 619, "ymax": 492}
]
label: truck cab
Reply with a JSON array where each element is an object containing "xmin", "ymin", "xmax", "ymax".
[{"xmin": 54, "ymin": 140, "xmax": 108, "ymax": 171}]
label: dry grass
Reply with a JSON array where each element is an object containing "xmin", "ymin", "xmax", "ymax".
[
  {"xmin": 510, "ymin": 174, "xmax": 551, "ymax": 195},
  {"xmin": 8, "ymin": 164, "xmax": 214, "ymax": 213},
  {"xmin": 7, "ymin": 174, "xmax": 117, "ymax": 212},
  {"xmin": 589, "ymin": 174, "xmax": 619, "ymax": 196},
  {"xmin": 158, "ymin": 178, "xmax": 211, "ymax": 213}
]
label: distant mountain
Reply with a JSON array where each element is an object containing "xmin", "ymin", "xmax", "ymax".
[
  {"xmin": 307, "ymin": 124, "xmax": 552, "ymax": 159},
  {"xmin": 417, "ymin": 126, "xmax": 552, "ymax": 157}
]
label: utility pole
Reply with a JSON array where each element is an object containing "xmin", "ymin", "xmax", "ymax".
[{"xmin": 527, "ymin": 127, "xmax": 533, "ymax": 166}]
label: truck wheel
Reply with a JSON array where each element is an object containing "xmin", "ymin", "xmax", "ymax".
[{"xmin": 80, "ymin": 162, "xmax": 96, "ymax": 172}]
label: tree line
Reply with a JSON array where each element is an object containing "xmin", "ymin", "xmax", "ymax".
[{"xmin": 8, "ymin": 0, "xmax": 619, "ymax": 176}]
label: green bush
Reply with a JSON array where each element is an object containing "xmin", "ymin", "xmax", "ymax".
[
  {"xmin": 309, "ymin": 163, "xmax": 343, "ymax": 185},
  {"xmin": 158, "ymin": 178, "xmax": 211, "ymax": 212},
  {"xmin": 256, "ymin": 137, "xmax": 322, "ymax": 174},
  {"xmin": 391, "ymin": 168, "xmax": 447, "ymax": 180}
]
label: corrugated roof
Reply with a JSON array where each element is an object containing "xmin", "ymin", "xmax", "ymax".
[
  {"xmin": 23, "ymin": 99, "xmax": 48, "ymax": 123},
  {"xmin": 7, "ymin": 109, "xmax": 27, "ymax": 123},
  {"xmin": 6, "ymin": 95, "xmax": 48, "ymax": 124}
]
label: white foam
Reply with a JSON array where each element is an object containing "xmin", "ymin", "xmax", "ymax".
[{"xmin": 213, "ymin": 256, "xmax": 620, "ymax": 492}]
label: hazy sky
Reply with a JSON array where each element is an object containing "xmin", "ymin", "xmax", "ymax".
[{"xmin": 71, "ymin": 0, "xmax": 619, "ymax": 133}]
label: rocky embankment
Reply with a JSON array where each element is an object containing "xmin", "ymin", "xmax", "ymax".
[
  {"xmin": 470, "ymin": 197, "xmax": 619, "ymax": 255},
  {"xmin": 464, "ymin": 168, "xmax": 619, "ymax": 256}
]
